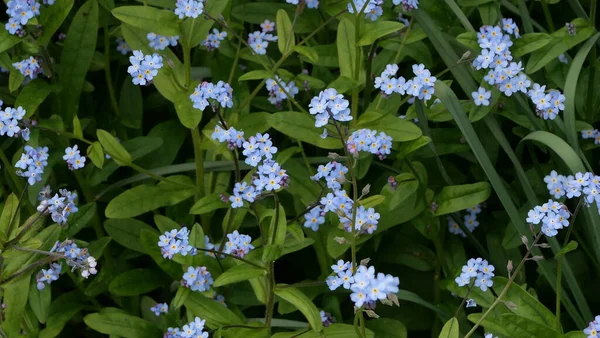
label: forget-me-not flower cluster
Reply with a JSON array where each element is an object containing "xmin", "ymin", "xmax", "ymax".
[
  {"xmin": 147, "ymin": 32, "xmax": 179, "ymax": 50},
  {"xmin": 374, "ymin": 63, "xmax": 437, "ymax": 101},
  {"xmin": 248, "ymin": 27, "xmax": 278, "ymax": 55},
  {"xmin": 165, "ymin": 317, "xmax": 209, "ymax": 338},
  {"xmin": 202, "ymin": 29, "xmax": 227, "ymax": 50},
  {"xmin": 472, "ymin": 20, "xmax": 566, "ymax": 120},
  {"xmin": 127, "ymin": 50, "xmax": 163, "ymax": 86},
  {"xmin": 581, "ymin": 129, "xmax": 600, "ymax": 145},
  {"xmin": 36, "ymin": 262, "xmax": 61, "ymax": 290},
  {"xmin": 393, "ymin": 0, "xmax": 419, "ymax": 11},
  {"xmin": 50, "ymin": 239, "xmax": 98, "ymax": 278},
  {"xmin": 174, "ymin": 0, "xmax": 203, "ymax": 19},
  {"xmin": 0, "ymin": 104, "xmax": 29, "ymax": 141},
  {"xmin": 15, "ymin": 145, "xmax": 49, "ymax": 186},
  {"xmin": 116, "ymin": 37, "xmax": 131, "ymax": 55},
  {"xmin": 63, "ymin": 145, "xmax": 86, "ymax": 170},
  {"xmin": 182, "ymin": 266, "xmax": 213, "ymax": 292},
  {"xmin": 212, "ymin": 126, "xmax": 289, "ymax": 208},
  {"xmin": 346, "ymin": 129, "xmax": 392, "ymax": 160},
  {"xmin": 326, "ymin": 260, "xmax": 399, "ymax": 309},
  {"xmin": 448, "ymin": 204, "xmax": 482, "ymax": 237},
  {"xmin": 150, "ymin": 303, "xmax": 168, "ymax": 316},
  {"xmin": 158, "ymin": 227, "xmax": 197, "ymax": 260},
  {"xmin": 266, "ymin": 76, "xmax": 299, "ymax": 106},
  {"xmin": 525, "ymin": 199, "xmax": 571, "ymax": 237},
  {"xmin": 190, "ymin": 81, "xmax": 234, "ymax": 111},
  {"xmin": 13, "ymin": 57, "xmax": 42, "ymax": 80},
  {"xmin": 5, "ymin": 0, "xmax": 53, "ymax": 36},
  {"xmin": 37, "ymin": 186, "xmax": 79, "ymax": 225},
  {"xmin": 545, "ymin": 170, "xmax": 600, "ymax": 215},
  {"xmin": 286, "ymin": 0, "xmax": 319, "ymax": 8},
  {"xmin": 584, "ymin": 315, "xmax": 600, "ymax": 338},
  {"xmin": 309, "ymin": 163, "xmax": 381, "ymax": 234},
  {"xmin": 223, "ymin": 230, "xmax": 254, "ymax": 258},
  {"xmin": 455, "ymin": 257, "xmax": 495, "ymax": 291},
  {"xmin": 309, "ymin": 88, "xmax": 352, "ymax": 129}
]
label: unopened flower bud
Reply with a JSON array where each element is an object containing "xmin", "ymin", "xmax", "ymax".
[
  {"xmin": 360, "ymin": 257, "xmax": 370, "ymax": 266},
  {"xmin": 507, "ymin": 260, "xmax": 513, "ymax": 273},
  {"xmin": 328, "ymin": 152, "xmax": 341, "ymax": 160},
  {"xmin": 536, "ymin": 243, "xmax": 551, "ymax": 248},
  {"xmin": 361, "ymin": 184, "xmax": 371, "ymax": 196},
  {"xmin": 365, "ymin": 309, "xmax": 380, "ymax": 318},
  {"xmin": 521, "ymin": 235, "xmax": 529, "ymax": 247},
  {"xmin": 505, "ymin": 301, "xmax": 518, "ymax": 310},
  {"xmin": 531, "ymin": 255, "xmax": 544, "ymax": 261}
]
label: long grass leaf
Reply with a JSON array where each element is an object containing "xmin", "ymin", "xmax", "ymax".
[{"xmin": 564, "ymin": 33, "xmax": 600, "ymax": 149}]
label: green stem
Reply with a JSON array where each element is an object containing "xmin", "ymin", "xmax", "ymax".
[
  {"xmin": 192, "ymin": 127, "xmax": 205, "ymax": 198},
  {"xmin": 103, "ymin": 24, "xmax": 120, "ymax": 118},
  {"xmin": 0, "ymin": 146, "xmax": 26, "ymax": 195},
  {"xmin": 183, "ymin": 43, "xmax": 192, "ymax": 89},
  {"xmin": 5, "ymin": 212, "xmax": 43, "ymax": 247},
  {"xmin": 540, "ymin": 0, "xmax": 555, "ymax": 31},
  {"xmin": 194, "ymin": 247, "xmax": 265, "ymax": 269},
  {"xmin": 1, "ymin": 256, "xmax": 58, "ymax": 285}
]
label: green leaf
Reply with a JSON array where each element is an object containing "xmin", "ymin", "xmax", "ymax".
[
  {"xmin": 0, "ymin": 193, "xmax": 19, "ymax": 242},
  {"xmin": 239, "ymin": 70, "xmax": 273, "ymax": 81},
  {"xmin": 39, "ymin": 291, "xmax": 84, "ymax": 338},
  {"xmin": 172, "ymin": 287, "xmax": 191, "ymax": 309},
  {"xmin": 105, "ymin": 175, "xmax": 195, "ymax": 218},
  {"xmin": 84, "ymin": 313, "xmax": 162, "ymax": 338},
  {"xmin": 467, "ymin": 313, "xmax": 561, "ymax": 338},
  {"xmin": 119, "ymin": 76, "xmax": 143, "ymax": 129},
  {"xmin": 492, "ymin": 276, "xmax": 559, "ymax": 328},
  {"xmin": 14, "ymin": 80, "xmax": 56, "ymax": 119},
  {"xmin": 455, "ymin": 32, "xmax": 479, "ymax": 50},
  {"xmin": 0, "ymin": 27, "xmax": 21, "ymax": 53},
  {"xmin": 109, "ymin": 268, "xmax": 163, "ymax": 296},
  {"xmin": 269, "ymin": 112, "xmax": 341, "ymax": 149},
  {"xmin": 276, "ymin": 9, "xmax": 295, "ymax": 54},
  {"xmin": 29, "ymin": 279, "xmax": 51, "ymax": 324},
  {"xmin": 356, "ymin": 110, "xmax": 423, "ymax": 142},
  {"xmin": 184, "ymin": 292, "xmax": 244, "ymax": 329},
  {"xmin": 140, "ymin": 229, "xmax": 182, "ymax": 279},
  {"xmin": 357, "ymin": 21, "xmax": 404, "ymax": 46},
  {"xmin": 111, "ymin": 6, "xmax": 180, "ymax": 36},
  {"xmin": 511, "ymin": 33, "xmax": 553, "ymax": 57},
  {"xmin": 269, "ymin": 204, "xmax": 286, "ymax": 247},
  {"xmin": 438, "ymin": 318, "xmax": 459, "ymax": 338},
  {"xmin": 104, "ymin": 218, "xmax": 156, "ymax": 253},
  {"xmin": 8, "ymin": 67, "xmax": 25, "ymax": 93},
  {"xmin": 174, "ymin": 87, "xmax": 202, "ymax": 129},
  {"xmin": 433, "ymin": 182, "xmax": 491, "ymax": 216},
  {"xmin": 73, "ymin": 116, "xmax": 83, "ymax": 139},
  {"xmin": 272, "ymin": 324, "xmax": 374, "ymax": 338},
  {"xmin": 96, "ymin": 129, "xmax": 132, "ymax": 165},
  {"xmin": 293, "ymin": 46, "xmax": 319, "ymax": 63},
  {"xmin": 337, "ymin": 17, "xmax": 356, "ymax": 79},
  {"xmin": 58, "ymin": 0, "xmax": 99, "ymax": 123},
  {"xmin": 262, "ymin": 244, "xmax": 283, "ymax": 262},
  {"xmin": 86, "ymin": 142, "xmax": 105, "ymax": 169},
  {"xmin": 189, "ymin": 193, "xmax": 228, "ymax": 214},
  {"xmin": 213, "ymin": 264, "xmax": 266, "ymax": 287},
  {"xmin": 526, "ymin": 18, "xmax": 595, "ymax": 74},
  {"xmin": 38, "ymin": 0, "xmax": 75, "ymax": 46},
  {"xmin": 564, "ymin": 32, "xmax": 600, "ymax": 150},
  {"xmin": 366, "ymin": 318, "xmax": 407, "ymax": 338},
  {"xmin": 2, "ymin": 276, "xmax": 31, "ymax": 336},
  {"xmin": 274, "ymin": 286, "xmax": 323, "ymax": 332},
  {"xmin": 555, "ymin": 240, "xmax": 578, "ymax": 258}
]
